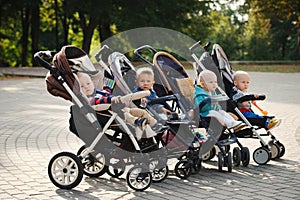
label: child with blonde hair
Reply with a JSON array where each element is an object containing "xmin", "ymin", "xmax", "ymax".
[
  {"xmin": 194, "ymin": 70, "xmax": 245, "ymax": 131},
  {"xmin": 231, "ymin": 70, "xmax": 280, "ymax": 130},
  {"xmin": 77, "ymin": 72, "xmax": 167, "ymax": 138},
  {"xmin": 133, "ymin": 67, "xmax": 171, "ymax": 114}
]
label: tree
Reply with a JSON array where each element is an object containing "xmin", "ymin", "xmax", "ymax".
[
  {"xmin": 244, "ymin": 0, "xmax": 300, "ymax": 60},
  {"xmin": 30, "ymin": 0, "xmax": 40, "ymax": 66}
]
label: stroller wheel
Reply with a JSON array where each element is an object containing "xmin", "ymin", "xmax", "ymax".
[
  {"xmin": 268, "ymin": 141, "xmax": 280, "ymax": 160},
  {"xmin": 149, "ymin": 160, "xmax": 169, "ymax": 183},
  {"xmin": 233, "ymin": 147, "xmax": 241, "ymax": 167},
  {"xmin": 107, "ymin": 158, "xmax": 126, "ymax": 178},
  {"xmin": 241, "ymin": 147, "xmax": 250, "ymax": 167},
  {"xmin": 202, "ymin": 146, "xmax": 216, "ymax": 161},
  {"xmin": 126, "ymin": 165, "xmax": 152, "ymax": 191},
  {"xmin": 77, "ymin": 146, "xmax": 107, "ymax": 177},
  {"xmin": 217, "ymin": 152, "xmax": 223, "ymax": 172},
  {"xmin": 226, "ymin": 152, "xmax": 232, "ymax": 172},
  {"xmin": 48, "ymin": 152, "xmax": 83, "ymax": 189},
  {"xmin": 175, "ymin": 160, "xmax": 192, "ymax": 179},
  {"xmin": 276, "ymin": 141, "xmax": 285, "ymax": 158},
  {"xmin": 224, "ymin": 145, "xmax": 230, "ymax": 153},
  {"xmin": 193, "ymin": 158, "xmax": 202, "ymax": 173},
  {"xmin": 253, "ymin": 147, "xmax": 271, "ymax": 165}
]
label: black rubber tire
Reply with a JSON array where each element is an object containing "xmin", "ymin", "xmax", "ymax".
[
  {"xmin": 126, "ymin": 165, "xmax": 152, "ymax": 191},
  {"xmin": 77, "ymin": 146, "xmax": 107, "ymax": 177},
  {"xmin": 276, "ymin": 141, "xmax": 285, "ymax": 158},
  {"xmin": 48, "ymin": 152, "xmax": 83, "ymax": 190},
  {"xmin": 175, "ymin": 160, "xmax": 192, "ymax": 179},
  {"xmin": 149, "ymin": 159, "xmax": 169, "ymax": 183},
  {"xmin": 233, "ymin": 147, "xmax": 241, "ymax": 167},
  {"xmin": 217, "ymin": 152, "xmax": 223, "ymax": 172},
  {"xmin": 227, "ymin": 152, "xmax": 232, "ymax": 172},
  {"xmin": 253, "ymin": 147, "xmax": 271, "ymax": 165},
  {"xmin": 241, "ymin": 147, "xmax": 250, "ymax": 167},
  {"xmin": 107, "ymin": 158, "xmax": 126, "ymax": 178}
]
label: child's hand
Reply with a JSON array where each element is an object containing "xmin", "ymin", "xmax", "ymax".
[
  {"xmin": 111, "ymin": 96, "xmax": 121, "ymax": 103},
  {"xmin": 251, "ymin": 94, "xmax": 260, "ymax": 103},
  {"xmin": 161, "ymin": 107, "xmax": 171, "ymax": 114},
  {"xmin": 141, "ymin": 97, "xmax": 148, "ymax": 103}
]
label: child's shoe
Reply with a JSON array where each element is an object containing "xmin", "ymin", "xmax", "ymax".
[
  {"xmin": 135, "ymin": 118, "xmax": 147, "ymax": 129},
  {"xmin": 152, "ymin": 123, "xmax": 168, "ymax": 133},
  {"xmin": 267, "ymin": 118, "xmax": 281, "ymax": 130}
]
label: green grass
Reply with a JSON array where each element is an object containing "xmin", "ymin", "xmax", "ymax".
[
  {"xmin": 180, "ymin": 62, "xmax": 300, "ymax": 73},
  {"xmin": 231, "ymin": 64, "xmax": 300, "ymax": 73}
]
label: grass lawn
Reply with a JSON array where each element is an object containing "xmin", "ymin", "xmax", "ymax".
[
  {"xmin": 231, "ymin": 64, "xmax": 300, "ymax": 73},
  {"xmin": 180, "ymin": 62, "xmax": 300, "ymax": 73}
]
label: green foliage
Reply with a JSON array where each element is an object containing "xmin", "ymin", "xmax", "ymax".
[{"xmin": 0, "ymin": 0, "xmax": 299, "ymax": 67}]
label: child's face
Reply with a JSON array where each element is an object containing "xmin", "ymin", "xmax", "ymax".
[
  {"xmin": 78, "ymin": 74, "xmax": 94, "ymax": 96},
  {"xmin": 201, "ymin": 74, "xmax": 218, "ymax": 92},
  {"xmin": 136, "ymin": 73, "xmax": 155, "ymax": 90},
  {"xmin": 234, "ymin": 74, "xmax": 250, "ymax": 91}
]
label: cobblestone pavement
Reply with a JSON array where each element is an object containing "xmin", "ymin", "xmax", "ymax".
[{"xmin": 0, "ymin": 72, "xmax": 300, "ymax": 200}]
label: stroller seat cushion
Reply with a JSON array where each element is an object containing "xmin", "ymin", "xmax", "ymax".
[{"xmin": 176, "ymin": 77, "xmax": 194, "ymax": 103}]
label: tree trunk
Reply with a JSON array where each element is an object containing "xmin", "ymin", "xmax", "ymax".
[
  {"xmin": 99, "ymin": 19, "xmax": 112, "ymax": 43},
  {"xmin": 62, "ymin": 0, "xmax": 68, "ymax": 46},
  {"xmin": 54, "ymin": 0, "xmax": 59, "ymax": 51},
  {"xmin": 297, "ymin": 28, "xmax": 300, "ymax": 60},
  {"xmin": 21, "ymin": 6, "xmax": 30, "ymax": 66},
  {"xmin": 30, "ymin": 0, "xmax": 40, "ymax": 66},
  {"xmin": 79, "ymin": 13, "xmax": 98, "ymax": 54}
]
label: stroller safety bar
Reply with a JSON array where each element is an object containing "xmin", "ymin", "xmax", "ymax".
[
  {"xmin": 189, "ymin": 41, "xmax": 211, "ymax": 54},
  {"xmin": 210, "ymin": 94, "xmax": 229, "ymax": 102},
  {"xmin": 236, "ymin": 94, "xmax": 266, "ymax": 103},
  {"xmin": 91, "ymin": 91, "xmax": 151, "ymax": 111},
  {"xmin": 147, "ymin": 94, "xmax": 178, "ymax": 105},
  {"xmin": 120, "ymin": 91, "xmax": 151, "ymax": 104}
]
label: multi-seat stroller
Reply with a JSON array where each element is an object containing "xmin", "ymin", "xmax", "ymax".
[
  {"xmin": 34, "ymin": 45, "xmax": 174, "ymax": 191},
  {"xmin": 95, "ymin": 45, "xmax": 205, "ymax": 179},
  {"xmin": 133, "ymin": 45, "xmax": 248, "ymax": 172},
  {"xmin": 190, "ymin": 41, "xmax": 285, "ymax": 165}
]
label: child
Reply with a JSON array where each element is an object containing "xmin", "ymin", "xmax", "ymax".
[
  {"xmin": 77, "ymin": 72, "xmax": 167, "ymax": 134},
  {"xmin": 231, "ymin": 70, "xmax": 280, "ymax": 130},
  {"xmin": 133, "ymin": 67, "xmax": 171, "ymax": 115},
  {"xmin": 194, "ymin": 70, "xmax": 245, "ymax": 131}
]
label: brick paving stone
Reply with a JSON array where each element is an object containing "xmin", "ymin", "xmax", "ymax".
[{"xmin": 0, "ymin": 73, "xmax": 300, "ymax": 199}]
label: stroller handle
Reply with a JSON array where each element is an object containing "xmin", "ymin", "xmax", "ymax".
[
  {"xmin": 95, "ymin": 45, "xmax": 112, "ymax": 62},
  {"xmin": 189, "ymin": 41, "xmax": 201, "ymax": 54},
  {"xmin": 236, "ymin": 94, "xmax": 266, "ymax": 103},
  {"xmin": 34, "ymin": 51, "xmax": 57, "ymax": 72},
  {"xmin": 147, "ymin": 94, "xmax": 178, "ymax": 105},
  {"xmin": 120, "ymin": 91, "xmax": 151, "ymax": 104},
  {"xmin": 190, "ymin": 41, "xmax": 211, "ymax": 54},
  {"xmin": 134, "ymin": 45, "xmax": 157, "ymax": 65}
]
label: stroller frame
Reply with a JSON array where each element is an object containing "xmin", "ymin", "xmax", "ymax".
[
  {"xmin": 138, "ymin": 44, "xmax": 251, "ymax": 172},
  {"xmin": 97, "ymin": 45, "xmax": 202, "ymax": 179},
  {"xmin": 134, "ymin": 45, "xmax": 235, "ymax": 174},
  {"xmin": 34, "ymin": 47, "xmax": 165, "ymax": 191},
  {"xmin": 190, "ymin": 41, "xmax": 285, "ymax": 165}
]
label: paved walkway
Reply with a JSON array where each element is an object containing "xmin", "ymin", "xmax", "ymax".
[{"xmin": 0, "ymin": 72, "xmax": 300, "ymax": 199}]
